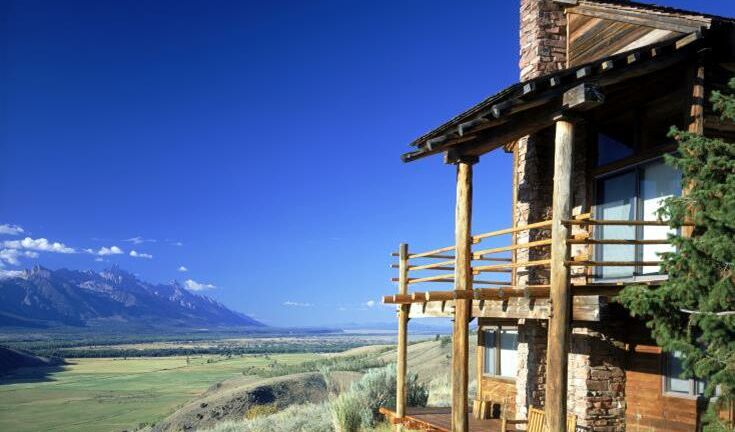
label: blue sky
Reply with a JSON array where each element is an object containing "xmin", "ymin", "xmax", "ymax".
[{"xmin": 1, "ymin": 0, "xmax": 732, "ymax": 327}]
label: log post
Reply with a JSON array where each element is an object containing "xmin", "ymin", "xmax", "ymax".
[
  {"xmin": 683, "ymin": 62, "xmax": 705, "ymax": 237},
  {"xmin": 451, "ymin": 156, "xmax": 477, "ymax": 432},
  {"xmin": 545, "ymin": 117, "xmax": 574, "ymax": 432},
  {"xmin": 395, "ymin": 243, "xmax": 409, "ymax": 431}
]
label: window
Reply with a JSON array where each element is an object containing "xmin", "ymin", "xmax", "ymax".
[
  {"xmin": 595, "ymin": 159, "xmax": 681, "ymax": 280},
  {"xmin": 482, "ymin": 327, "xmax": 518, "ymax": 378},
  {"xmin": 664, "ymin": 351, "xmax": 706, "ymax": 397},
  {"xmin": 597, "ymin": 113, "xmax": 636, "ymax": 166},
  {"xmin": 595, "ymin": 92, "xmax": 684, "ymax": 169}
]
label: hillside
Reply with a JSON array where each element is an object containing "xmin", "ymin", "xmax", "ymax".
[
  {"xmin": 153, "ymin": 339, "xmax": 476, "ymax": 431},
  {"xmin": 0, "ymin": 346, "xmax": 64, "ymax": 375},
  {"xmin": 0, "ymin": 266, "xmax": 262, "ymax": 329}
]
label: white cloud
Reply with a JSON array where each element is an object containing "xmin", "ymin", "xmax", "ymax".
[
  {"xmin": 85, "ymin": 246, "xmax": 123, "ymax": 256},
  {"xmin": 337, "ymin": 306, "xmax": 347, "ymax": 311},
  {"xmin": 94, "ymin": 257, "xmax": 105, "ymax": 262},
  {"xmin": 178, "ymin": 266, "xmax": 188, "ymax": 272},
  {"xmin": 0, "ymin": 249, "xmax": 39, "ymax": 266},
  {"xmin": 185, "ymin": 279, "xmax": 216, "ymax": 291},
  {"xmin": 0, "ymin": 249, "xmax": 21, "ymax": 266},
  {"xmin": 283, "ymin": 301, "xmax": 313, "ymax": 307},
  {"xmin": 0, "ymin": 224, "xmax": 24, "ymax": 236},
  {"xmin": 364, "ymin": 300, "xmax": 376, "ymax": 308},
  {"xmin": 124, "ymin": 236, "xmax": 156, "ymax": 245},
  {"xmin": 129, "ymin": 250, "xmax": 153, "ymax": 259},
  {"xmin": 0, "ymin": 269, "xmax": 25, "ymax": 279},
  {"xmin": 3, "ymin": 237, "xmax": 75, "ymax": 254},
  {"xmin": 172, "ymin": 241, "xmax": 183, "ymax": 247}
]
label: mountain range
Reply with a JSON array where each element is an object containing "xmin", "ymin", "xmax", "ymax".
[{"xmin": 0, "ymin": 266, "xmax": 263, "ymax": 329}]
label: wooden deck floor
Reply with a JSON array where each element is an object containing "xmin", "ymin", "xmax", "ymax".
[{"xmin": 380, "ymin": 407, "xmax": 504, "ymax": 432}]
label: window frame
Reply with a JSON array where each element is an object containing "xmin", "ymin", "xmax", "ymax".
[
  {"xmin": 480, "ymin": 325, "xmax": 518, "ymax": 381},
  {"xmin": 662, "ymin": 351, "xmax": 707, "ymax": 399},
  {"xmin": 592, "ymin": 156, "xmax": 681, "ymax": 282}
]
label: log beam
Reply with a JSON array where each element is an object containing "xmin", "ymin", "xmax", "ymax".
[
  {"xmin": 545, "ymin": 117, "xmax": 574, "ymax": 432},
  {"xmin": 451, "ymin": 156, "xmax": 476, "ymax": 432}
]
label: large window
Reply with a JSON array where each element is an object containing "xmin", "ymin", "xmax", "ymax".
[
  {"xmin": 595, "ymin": 159, "xmax": 681, "ymax": 280},
  {"xmin": 482, "ymin": 327, "xmax": 518, "ymax": 378},
  {"xmin": 595, "ymin": 91, "xmax": 684, "ymax": 169},
  {"xmin": 664, "ymin": 351, "xmax": 706, "ymax": 397}
]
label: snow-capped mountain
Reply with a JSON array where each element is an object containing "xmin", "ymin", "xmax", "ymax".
[{"xmin": 0, "ymin": 265, "xmax": 263, "ymax": 329}]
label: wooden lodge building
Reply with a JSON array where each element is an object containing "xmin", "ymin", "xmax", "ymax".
[{"xmin": 380, "ymin": 1, "xmax": 735, "ymax": 431}]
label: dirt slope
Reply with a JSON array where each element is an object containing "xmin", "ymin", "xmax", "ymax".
[{"xmin": 152, "ymin": 372, "xmax": 330, "ymax": 432}]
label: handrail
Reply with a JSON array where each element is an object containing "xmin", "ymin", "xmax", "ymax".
[
  {"xmin": 474, "ymin": 239, "xmax": 551, "ymax": 257},
  {"xmin": 564, "ymin": 219, "xmax": 686, "ymax": 226},
  {"xmin": 567, "ymin": 239, "xmax": 670, "ymax": 245},
  {"xmin": 387, "ymin": 216, "xmax": 684, "ymax": 301},
  {"xmin": 472, "ymin": 220, "xmax": 552, "ymax": 241},
  {"xmin": 474, "ymin": 259, "xmax": 551, "ymax": 273},
  {"xmin": 567, "ymin": 260, "xmax": 663, "ymax": 267},
  {"xmin": 409, "ymin": 245, "xmax": 455, "ymax": 259}
]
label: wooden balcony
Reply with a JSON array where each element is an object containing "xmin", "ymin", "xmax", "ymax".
[
  {"xmin": 381, "ymin": 216, "xmax": 683, "ymax": 432},
  {"xmin": 382, "ymin": 214, "xmax": 676, "ymax": 322}
]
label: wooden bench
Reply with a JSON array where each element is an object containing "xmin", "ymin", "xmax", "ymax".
[{"xmin": 500, "ymin": 406, "xmax": 577, "ymax": 432}]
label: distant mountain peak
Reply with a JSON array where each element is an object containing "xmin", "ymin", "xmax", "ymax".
[
  {"xmin": 0, "ymin": 266, "xmax": 264, "ymax": 329},
  {"xmin": 28, "ymin": 265, "xmax": 51, "ymax": 279}
]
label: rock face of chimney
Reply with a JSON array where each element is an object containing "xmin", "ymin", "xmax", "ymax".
[
  {"xmin": 514, "ymin": 0, "xmax": 569, "ymax": 420},
  {"xmin": 519, "ymin": 0, "xmax": 567, "ymax": 81}
]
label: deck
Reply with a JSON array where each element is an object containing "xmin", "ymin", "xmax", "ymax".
[{"xmin": 380, "ymin": 407, "xmax": 504, "ymax": 432}]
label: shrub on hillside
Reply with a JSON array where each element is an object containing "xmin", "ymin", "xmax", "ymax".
[
  {"xmin": 243, "ymin": 403, "xmax": 277, "ymax": 420},
  {"xmin": 202, "ymin": 402, "xmax": 333, "ymax": 432},
  {"xmin": 243, "ymin": 349, "xmax": 390, "ymax": 378},
  {"xmin": 331, "ymin": 391, "xmax": 367, "ymax": 432},
  {"xmin": 330, "ymin": 364, "xmax": 428, "ymax": 432},
  {"xmin": 427, "ymin": 374, "xmax": 477, "ymax": 407}
]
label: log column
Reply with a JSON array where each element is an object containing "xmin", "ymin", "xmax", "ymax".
[
  {"xmin": 395, "ymin": 243, "xmax": 409, "ymax": 431},
  {"xmin": 683, "ymin": 62, "xmax": 705, "ymax": 238},
  {"xmin": 452, "ymin": 156, "xmax": 477, "ymax": 432},
  {"xmin": 545, "ymin": 117, "xmax": 574, "ymax": 432}
]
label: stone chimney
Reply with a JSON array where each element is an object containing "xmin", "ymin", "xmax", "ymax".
[
  {"xmin": 519, "ymin": 0, "xmax": 568, "ymax": 81},
  {"xmin": 514, "ymin": 0, "xmax": 569, "ymax": 419}
]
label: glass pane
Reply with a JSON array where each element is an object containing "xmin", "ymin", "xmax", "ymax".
[
  {"xmin": 597, "ymin": 114, "xmax": 635, "ymax": 166},
  {"xmin": 598, "ymin": 133, "xmax": 635, "ymax": 166},
  {"xmin": 695, "ymin": 379, "xmax": 707, "ymax": 396},
  {"xmin": 641, "ymin": 161, "xmax": 681, "ymax": 274},
  {"xmin": 483, "ymin": 330, "xmax": 496, "ymax": 375},
  {"xmin": 499, "ymin": 329, "xmax": 518, "ymax": 378},
  {"xmin": 598, "ymin": 171, "xmax": 636, "ymax": 278},
  {"xmin": 666, "ymin": 351, "xmax": 690, "ymax": 394}
]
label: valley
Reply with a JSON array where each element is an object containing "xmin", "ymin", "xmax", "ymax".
[{"xmin": 0, "ymin": 333, "xmax": 461, "ymax": 432}]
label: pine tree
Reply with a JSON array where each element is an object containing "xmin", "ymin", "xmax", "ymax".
[{"xmin": 618, "ymin": 78, "xmax": 735, "ymax": 430}]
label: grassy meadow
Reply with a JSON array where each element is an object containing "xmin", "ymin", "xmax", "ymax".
[{"xmin": 0, "ymin": 353, "xmax": 321, "ymax": 432}]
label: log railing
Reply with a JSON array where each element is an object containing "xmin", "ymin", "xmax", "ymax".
[{"xmin": 382, "ymin": 216, "xmax": 684, "ymax": 305}]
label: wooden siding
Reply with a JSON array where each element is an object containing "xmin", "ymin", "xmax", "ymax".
[
  {"xmin": 626, "ymin": 344, "xmax": 701, "ymax": 432},
  {"xmin": 476, "ymin": 324, "xmax": 517, "ymax": 417},
  {"xmin": 479, "ymin": 377, "xmax": 516, "ymax": 416},
  {"xmin": 568, "ymin": 12, "xmax": 682, "ymax": 67}
]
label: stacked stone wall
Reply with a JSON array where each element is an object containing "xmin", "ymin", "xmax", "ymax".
[
  {"xmin": 515, "ymin": 0, "xmax": 567, "ymax": 422},
  {"xmin": 514, "ymin": 2, "xmax": 626, "ymax": 431}
]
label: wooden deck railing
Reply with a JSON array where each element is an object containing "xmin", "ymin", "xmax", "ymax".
[{"xmin": 382, "ymin": 215, "xmax": 685, "ymax": 305}]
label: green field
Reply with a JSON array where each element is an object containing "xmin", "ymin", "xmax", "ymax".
[{"xmin": 0, "ymin": 354, "xmax": 321, "ymax": 432}]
